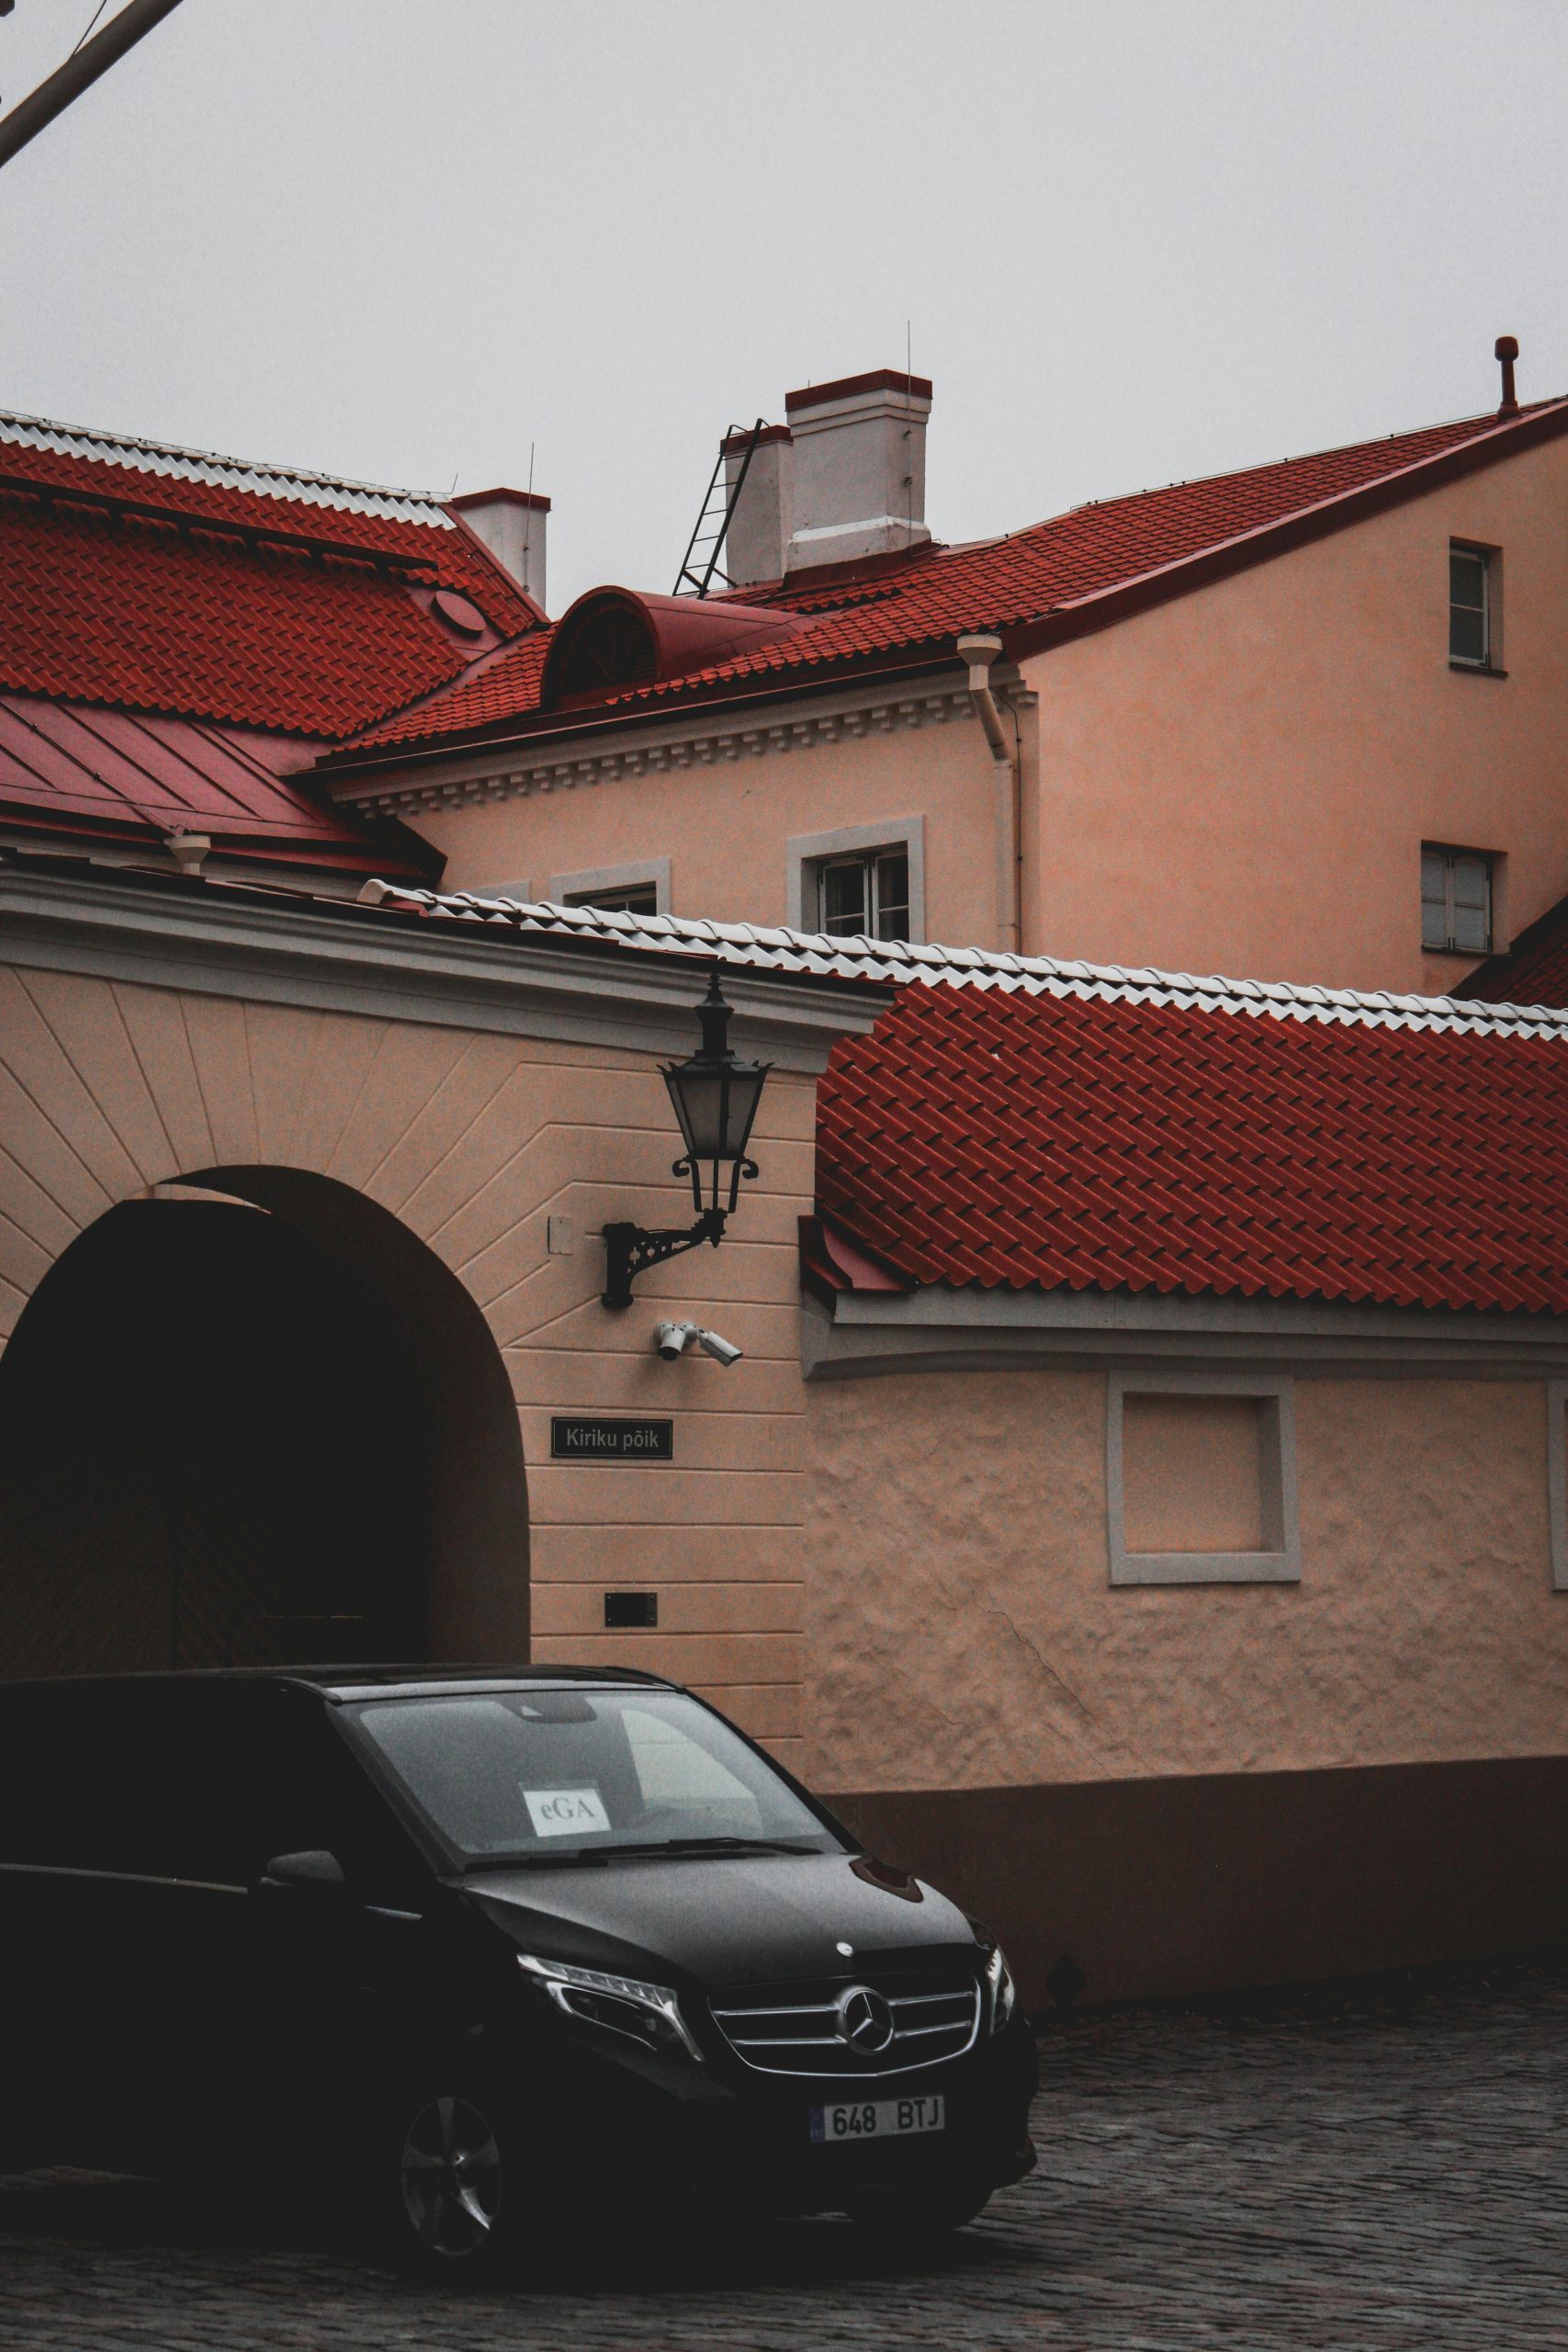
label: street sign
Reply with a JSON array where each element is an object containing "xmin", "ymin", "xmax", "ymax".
[{"xmin": 550, "ymin": 1417, "xmax": 673, "ymax": 1463}]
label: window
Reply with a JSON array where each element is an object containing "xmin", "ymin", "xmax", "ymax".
[
  {"xmin": 819, "ymin": 848, "xmax": 910, "ymax": 942},
  {"xmin": 1421, "ymin": 846, "xmax": 1493, "ymax": 954},
  {"xmin": 787, "ymin": 818, "xmax": 926, "ymax": 943},
  {"xmin": 565, "ymin": 882, "xmax": 658, "ymax": 916},
  {"xmin": 548, "ymin": 858, "xmax": 670, "ymax": 917},
  {"xmin": 1105, "ymin": 1373, "xmax": 1300, "ymax": 1587},
  {"xmin": 1450, "ymin": 545, "xmax": 1491, "ymax": 667}
]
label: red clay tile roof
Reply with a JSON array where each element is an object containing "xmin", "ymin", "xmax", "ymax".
[
  {"xmin": 369, "ymin": 886, "xmax": 1568, "ymax": 1317},
  {"xmin": 0, "ymin": 416, "xmax": 541, "ymax": 740},
  {"xmin": 1460, "ymin": 894, "xmax": 1568, "ymax": 1011},
  {"xmin": 0, "ymin": 693, "xmax": 423, "ymax": 876},
  {"xmin": 817, "ymin": 980, "xmax": 1568, "ymax": 1312},
  {"xmin": 342, "ymin": 397, "xmax": 1568, "ymax": 758},
  {"xmin": 353, "ymin": 630, "xmax": 551, "ymax": 748}
]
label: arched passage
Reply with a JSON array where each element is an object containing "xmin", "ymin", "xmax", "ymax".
[{"xmin": 0, "ymin": 1169, "xmax": 529, "ymax": 1679}]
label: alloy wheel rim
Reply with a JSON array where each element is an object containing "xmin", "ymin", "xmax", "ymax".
[{"xmin": 400, "ymin": 2095, "xmax": 503, "ymax": 2256}]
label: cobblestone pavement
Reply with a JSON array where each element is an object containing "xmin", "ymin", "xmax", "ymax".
[{"xmin": 3, "ymin": 1962, "xmax": 1566, "ymax": 2350}]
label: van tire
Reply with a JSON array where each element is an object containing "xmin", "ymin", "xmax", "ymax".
[{"xmin": 378, "ymin": 2082, "xmax": 531, "ymax": 2282}]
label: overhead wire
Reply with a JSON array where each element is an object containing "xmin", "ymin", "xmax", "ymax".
[{"xmin": 70, "ymin": 3, "xmax": 109, "ymax": 59}]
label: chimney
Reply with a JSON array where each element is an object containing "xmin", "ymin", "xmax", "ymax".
[
  {"xmin": 446, "ymin": 486, "xmax": 550, "ymax": 610},
  {"xmin": 783, "ymin": 368, "xmax": 931, "ymax": 571},
  {"xmin": 716, "ymin": 369, "xmax": 934, "ymax": 585},
  {"xmin": 721, "ymin": 424, "xmax": 795, "ymax": 588}
]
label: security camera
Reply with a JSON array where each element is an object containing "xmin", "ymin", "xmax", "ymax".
[
  {"xmin": 694, "ymin": 1326, "xmax": 743, "ymax": 1367},
  {"xmin": 651, "ymin": 1321, "xmax": 744, "ymax": 1367}
]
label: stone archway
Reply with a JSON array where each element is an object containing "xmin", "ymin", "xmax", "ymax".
[{"xmin": 0, "ymin": 1168, "xmax": 529, "ymax": 1678}]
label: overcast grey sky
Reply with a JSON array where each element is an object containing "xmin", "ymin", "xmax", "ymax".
[{"xmin": 3, "ymin": 0, "xmax": 1565, "ymax": 611}]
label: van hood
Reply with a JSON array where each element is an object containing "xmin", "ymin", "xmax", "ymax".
[{"xmin": 461, "ymin": 1849, "xmax": 979, "ymax": 1989}]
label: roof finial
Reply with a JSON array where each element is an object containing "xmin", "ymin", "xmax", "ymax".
[{"xmin": 1495, "ymin": 334, "xmax": 1520, "ymax": 420}]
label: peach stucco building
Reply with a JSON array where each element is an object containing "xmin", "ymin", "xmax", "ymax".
[
  {"xmin": 6, "ymin": 869, "xmax": 1568, "ymax": 2006},
  {"xmin": 6, "ymin": 394, "xmax": 1568, "ymax": 2004},
  {"xmin": 317, "ymin": 357, "xmax": 1568, "ymax": 1004}
]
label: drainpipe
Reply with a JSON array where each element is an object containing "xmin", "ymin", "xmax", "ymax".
[{"xmin": 956, "ymin": 632, "xmax": 1021, "ymax": 955}]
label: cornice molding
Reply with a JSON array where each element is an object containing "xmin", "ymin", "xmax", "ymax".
[
  {"xmin": 0, "ymin": 866, "xmax": 886, "ymax": 1071},
  {"xmin": 331, "ymin": 674, "xmax": 1036, "ymax": 820},
  {"xmin": 803, "ymin": 1285, "xmax": 1568, "ymax": 1381}
]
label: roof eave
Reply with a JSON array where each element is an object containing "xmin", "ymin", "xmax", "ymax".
[
  {"xmin": 1001, "ymin": 396, "xmax": 1568, "ymax": 665},
  {"xmin": 314, "ymin": 643, "xmax": 964, "ymax": 785}
]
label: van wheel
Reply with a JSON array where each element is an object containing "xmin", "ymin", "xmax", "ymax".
[{"xmin": 388, "ymin": 2089, "xmax": 520, "ymax": 2279}]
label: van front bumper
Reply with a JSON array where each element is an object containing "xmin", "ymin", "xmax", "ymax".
[{"xmin": 517, "ymin": 2008, "xmax": 1040, "ymax": 2217}]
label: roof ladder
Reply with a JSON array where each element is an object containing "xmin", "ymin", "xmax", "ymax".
[{"xmin": 673, "ymin": 420, "xmax": 766, "ymax": 597}]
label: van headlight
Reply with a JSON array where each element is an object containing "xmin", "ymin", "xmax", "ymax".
[
  {"xmin": 984, "ymin": 1941, "xmax": 1017, "ymax": 2033},
  {"xmin": 516, "ymin": 1952, "xmax": 703, "ymax": 2062}
]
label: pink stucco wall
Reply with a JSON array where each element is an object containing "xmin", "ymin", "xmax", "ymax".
[
  {"xmin": 407, "ymin": 434, "xmax": 1568, "ymax": 997},
  {"xmin": 804, "ymin": 1369, "xmax": 1568, "ymax": 1794},
  {"xmin": 1026, "ymin": 435, "xmax": 1568, "ymax": 993},
  {"xmin": 0, "ymin": 965, "xmax": 819, "ymax": 1768},
  {"xmin": 416, "ymin": 709, "xmax": 1002, "ymax": 951}
]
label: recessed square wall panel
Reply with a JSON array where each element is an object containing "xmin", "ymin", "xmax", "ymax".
[
  {"xmin": 1106, "ymin": 1374, "xmax": 1300, "ymax": 1586},
  {"xmin": 1122, "ymin": 1394, "xmax": 1269, "ymax": 1555}
]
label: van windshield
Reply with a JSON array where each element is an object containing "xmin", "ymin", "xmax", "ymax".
[{"xmin": 346, "ymin": 1688, "xmax": 843, "ymax": 1865}]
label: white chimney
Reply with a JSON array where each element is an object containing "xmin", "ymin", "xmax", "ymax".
[
  {"xmin": 783, "ymin": 368, "xmax": 931, "ymax": 571},
  {"xmin": 446, "ymin": 486, "xmax": 549, "ymax": 611},
  {"xmin": 722, "ymin": 424, "xmax": 795, "ymax": 588}
]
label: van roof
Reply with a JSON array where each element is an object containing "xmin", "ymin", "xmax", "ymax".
[{"xmin": 0, "ymin": 1665, "xmax": 675, "ymax": 1703}]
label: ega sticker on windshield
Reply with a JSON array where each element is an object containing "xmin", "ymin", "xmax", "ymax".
[{"xmin": 524, "ymin": 1786, "xmax": 611, "ymax": 1838}]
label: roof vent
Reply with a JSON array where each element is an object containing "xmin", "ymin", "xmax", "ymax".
[{"xmin": 1495, "ymin": 334, "xmax": 1520, "ymax": 419}]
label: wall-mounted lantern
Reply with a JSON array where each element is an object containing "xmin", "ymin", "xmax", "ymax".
[{"xmin": 601, "ymin": 971, "xmax": 771, "ymax": 1310}]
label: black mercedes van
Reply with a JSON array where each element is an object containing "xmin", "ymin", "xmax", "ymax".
[{"xmin": 0, "ymin": 1668, "xmax": 1036, "ymax": 2275}]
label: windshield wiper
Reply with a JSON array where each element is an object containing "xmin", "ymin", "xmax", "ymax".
[
  {"xmin": 465, "ymin": 1836, "xmax": 821, "ymax": 1872},
  {"xmin": 602, "ymin": 1836, "xmax": 821, "ymax": 1860}
]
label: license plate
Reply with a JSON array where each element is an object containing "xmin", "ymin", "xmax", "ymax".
[{"xmin": 809, "ymin": 2094, "xmax": 945, "ymax": 2143}]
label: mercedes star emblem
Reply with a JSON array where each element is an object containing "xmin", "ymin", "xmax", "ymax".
[{"xmin": 835, "ymin": 1984, "xmax": 897, "ymax": 2054}]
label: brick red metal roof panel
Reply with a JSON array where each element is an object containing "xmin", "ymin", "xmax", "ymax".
[
  {"xmin": 347, "ymin": 402, "xmax": 1563, "ymax": 753},
  {"xmin": 815, "ymin": 981, "xmax": 1568, "ymax": 1312},
  {"xmin": 0, "ymin": 693, "xmax": 422, "ymax": 873}
]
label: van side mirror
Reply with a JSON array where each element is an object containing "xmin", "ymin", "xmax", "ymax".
[{"xmin": 262, "ymin": 1849, "xmax": 346, "ymax": 1890}]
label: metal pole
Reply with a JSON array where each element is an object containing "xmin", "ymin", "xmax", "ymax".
[{"xmin": 0, "ymin": 0, "xmax": 185, "ymax": 173}]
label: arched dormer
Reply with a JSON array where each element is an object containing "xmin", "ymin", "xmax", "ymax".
[{"xmin": 540, "ymin": 587, "xmax": 807, "ymax": 711}]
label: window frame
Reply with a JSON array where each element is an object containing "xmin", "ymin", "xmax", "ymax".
[
  {"xmin": 1449, "ymin": 540, "xmax": 1505, "ymax": 674},
  {"xmin": 1449, "ymin": 543, "xmax": 1489, "ymax": 668},
  {"xmin": 817, "ymin": 846, "xmax": 912, "ymax": 942},
  {"xmin": 1105, "ymin": 1371, "xmax": 1301, "ymax": 1588},
  {"xmin": 1421, "ymin": 843, "xmax": 1495, "ymax": 956},
  {"xmin": 786, "ymin": 816, "xmax": 926, "ymax": 944},
  {"xmin": 547, "ymin": 857, "xmax": 671, "ymax": 917},
  {"xmin": 1546, "ymin": 1380, "xmax": 1568, "ymax": 1592}
]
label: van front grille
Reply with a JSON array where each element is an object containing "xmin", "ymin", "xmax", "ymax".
[{"xmin": 709, "ymin": 1969, "xmax": 981, "ymax": 2078}]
